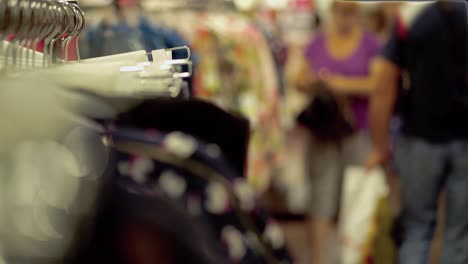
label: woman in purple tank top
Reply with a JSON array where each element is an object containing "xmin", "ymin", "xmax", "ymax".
[{"xmin": 296, "ymin": 1, "xmax": 381, "ymax": 263}]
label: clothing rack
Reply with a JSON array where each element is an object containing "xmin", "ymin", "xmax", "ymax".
[
  {"xmin": 0, "ymin": 0, "xmax": 194, "ymax": 99},
  {"xmin": 0, "ymin": 0, "xmax": 85, "ymax": 68},
  {"xmin": 142, "ymin": 0, "xmax": 237, "ymax": 12}
]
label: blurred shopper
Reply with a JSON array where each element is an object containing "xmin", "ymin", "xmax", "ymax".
[
  {"xmin": 368, "ymin": 1, "xmax": 468, "ymax": 263},
  {"xmin": 296, "ymin": 1, "xmax": 380, "ymax": 263},
  {"xmin": 81, "ymin": 0, "xmax": 188, "ymax": 59}
]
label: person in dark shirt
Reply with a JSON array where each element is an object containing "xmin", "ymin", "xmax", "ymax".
[{"xmin": 367, "ymin": 1, "xmax": 468, "ymax": 263}]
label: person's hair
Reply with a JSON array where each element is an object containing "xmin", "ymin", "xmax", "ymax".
[
  {"xmin": 112, "ymin": 0, "xmax": 142, "ymax": 11},
  {"xmin": 314, "ymin": 13, "xmax": 322, "ymax": 29},
  {"xmin": 437, "ymin": 0, "xmax": 453, "ymax": 13},
  {"xmin": 112, "ymin": 0, "xmax": 142, "ymax": 21},
  {"xmin": 368, "ymin": 7, "xmax": 387, "ymax": 33},
  {"xmin": 331, "ymin": 0, "xmax": 359, "ymax": 13},
  {"xmin": 111, "ymin": 0, "xmax": 122, "ymax": 19}
]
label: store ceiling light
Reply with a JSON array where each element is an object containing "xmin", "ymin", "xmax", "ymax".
[
  {"xmin": 265, "ymin": 0, "xmax": 289, "ymax": 10},
  {"xmin": 78, "ymin": 0, "xmax": 113, "ymax": 7},
  {"xmin": 233, "ymin": 0, "xmax": 258, "ymax": 11}
]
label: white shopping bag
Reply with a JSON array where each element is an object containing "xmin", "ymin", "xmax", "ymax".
[{"xmin": 339, "ymin": 166, "xmax": 389, "ymax": 264}]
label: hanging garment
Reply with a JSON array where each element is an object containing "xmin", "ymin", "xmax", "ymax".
[
  {"xmin": 254, "ymin": 21, "xmax": 288, "ymax": 96},
  {"xmin": 155, "ymin": 12, "xmax": 285, "ymax": 192},
  {"xmin": 66, "ymin": 172, "xmax": 225, "ymax": 264},
  {"xmin": 114, "ymin": 97, "xmax": 250, "ymax": 176},
  {"xmin": 100, "ymin": 127, "xmax": 293, "ymax": 264},
  {"xmin": 81, "ymin": 17, "xmax": 191, "ymax": 59}
]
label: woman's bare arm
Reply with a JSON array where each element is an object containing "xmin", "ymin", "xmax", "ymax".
[
  {"xmin": 295, "ymin": 56, "xmax": 318, "ymax": 93},
  {"xmin": 326, "ymin": 59, "xmax": 379, "ymax": 96}
]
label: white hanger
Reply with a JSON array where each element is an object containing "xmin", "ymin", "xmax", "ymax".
[
  {"xmin": 17, "ymin": 46, "xmax": 191, "ymax": 99},
  {"xmin": 79, "ymin": 50, "xmax": 149, "ymax": 64},
  {"xmin": 0, "ymin": 41, "xmax": 45, "ymax": 69}
]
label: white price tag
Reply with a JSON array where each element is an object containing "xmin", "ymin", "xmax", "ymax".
[{"xmin": 152, "ymin": 49, "xmax": 173, "ymax": 66}]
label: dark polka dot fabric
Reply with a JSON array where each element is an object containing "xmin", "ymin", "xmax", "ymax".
[{"xmin": 107, "ymin": 126, "xmax": 293, "ymax": 264}]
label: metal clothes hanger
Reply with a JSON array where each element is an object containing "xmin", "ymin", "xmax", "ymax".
[
  {"xmin": 27, "ymin": 0, "xmax": 51, "ymax": 68},
  {"xmin": 15, "ymin": 0, "xmax": 33, "ymax": 69},
  {"xmin": 31, "ymin": 1, "xmax": 53, "ymax": 68},
  {"xmin": 0, "ymin": 0, "xmax": 6, "ymax": 54},
  {"xmin": 23, "ymin": 0, "xmax": 41, "ymax": 68},
  {"xmin": 43, "ymin": 1, "xmax": 64, "ymax": 67},
  {"xmin": 58, "ymin": 2, "xmax": 77, "ymax": 63},
  {"xmin": 2, "ymin": 0, "xmax": 21, "ymax": 70},
  {"xmin": 70, "ymin": 1, "xmax": 85, "ymax": 61},
  {"xmin": 61, "ymin": 1, "xmax": 85, "ymax": 62}
]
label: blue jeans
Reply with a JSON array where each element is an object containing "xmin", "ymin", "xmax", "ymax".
[{"xmin": 395, "ymin": 136, "xmax": 468, "ymax": 264}]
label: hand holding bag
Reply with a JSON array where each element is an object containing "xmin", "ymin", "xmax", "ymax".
[{"xmin": 296, "ymin": 81, "xmax": 354, "ymax": 142}]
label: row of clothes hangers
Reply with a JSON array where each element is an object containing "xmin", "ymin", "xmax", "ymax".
[
  {"xmin": 0, "ymin": 0, "xmax": 193, "ymax": 100},
  {"xmin": 0, "ymin": 2, "xmax": 196, "ymax": 183},
  {"xmin": 0, "ymin": 0, "xmax": 195, "ymax": 210},
  {"xmin": 0, "ymin": 0, "xmax": 84, "ymax": 69},
  {"xmin": 142, "ymin": 0, "xmax": 238, "ymax": 12}
]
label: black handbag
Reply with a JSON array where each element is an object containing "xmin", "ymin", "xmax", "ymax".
[{"xmin": 296, "ymin": 81, "xmax": 354, "ymax": 142}]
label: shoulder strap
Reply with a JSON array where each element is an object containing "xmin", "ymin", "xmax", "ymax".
[{"xmin": 395, "ymin": 15, "xmax": 407, "ymax": 41}]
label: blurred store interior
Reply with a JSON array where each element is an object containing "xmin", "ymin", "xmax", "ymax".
[{"xmin": 0, "ymin": 0, "xmax": 467, "ymax": 263}]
